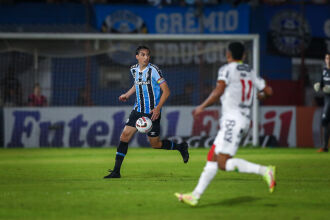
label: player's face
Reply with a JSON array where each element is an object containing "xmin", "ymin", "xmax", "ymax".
[
  {"xmin": 136, "ymin": 49, "xmax": 150, "ymax": 67},
  {"xmin": 226, "ymin": 50, "xmax": 233, "ymax": 63},
  {"xmin": 325, "ymin": 54, "xmax": 330, "ymax": 67},
  {"xmin": 34, "ymin": 86, "xmax": 41, "ymax": 95}
]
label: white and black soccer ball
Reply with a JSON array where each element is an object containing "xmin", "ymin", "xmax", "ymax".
[{"xmin": 135, "ymin": 117, "xmax": 153, "ymax": 133}]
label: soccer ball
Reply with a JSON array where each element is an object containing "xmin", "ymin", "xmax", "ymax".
[{"xmin": 136, "ymin": 117, "xmax": 153, "ymax": 133}]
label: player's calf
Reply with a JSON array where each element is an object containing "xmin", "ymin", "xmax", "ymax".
[
  {"xmin": 178, "ymin": 142, "xmax": 189, "ymax": 163},
  {"xmin": 158, "ymin": 140, "xmax": 189, "ymax": 163}
]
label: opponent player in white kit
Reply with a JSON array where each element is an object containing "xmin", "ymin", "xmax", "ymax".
[{"xmin": 175, "ymin": 42, "xmax": 275, "ymax": 206}]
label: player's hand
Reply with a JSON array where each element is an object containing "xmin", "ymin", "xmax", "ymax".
[
  {"xmin": 193, "ymin": 105, "xmax": 204, "ymax": 118},
  {"xmin": 314, "ymin": 82, "xmax": 320, "ymax": 92},
  {"xmin": 323, "ymin": 85, "xmax": 330, "ymax": 94},
  {"xmin": 150, "ymin": 107, "xmax": 160, "ymax": 121},
  {"xmin": 257, "ymin": 91, "xmax": 266, "ymax": 100},
  {"xmin": 119, "ymin": 94, "xmax": 128, "ymax": 102}
]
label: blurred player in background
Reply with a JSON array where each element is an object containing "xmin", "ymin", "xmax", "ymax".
[
  {"xmin": 28, "ymin": 83, "xmax": 47, "ymax": 107},
  {"xmin": 314, "ymin": 53, "xmax": 330, "ymax": 153},
  {"xmin": 104, "ymin": 46, "xmax": 189, "ymax": 178},
  {"xmin": 175, "ymin": 42, "xmax": 275, "ymax": 206}
]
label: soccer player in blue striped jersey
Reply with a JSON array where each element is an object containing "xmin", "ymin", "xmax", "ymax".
[{"xmin": 104, "ymin": 46, "xmax": 189, "ymax": 178}]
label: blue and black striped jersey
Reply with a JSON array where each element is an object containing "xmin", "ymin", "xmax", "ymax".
[
  {"xmin": 321, "ymin": 67, "xmax": 330, "ymax": 87},
  {"xmin": 130, "ymin": 63, "xmax": 166, "ymax": 114}
]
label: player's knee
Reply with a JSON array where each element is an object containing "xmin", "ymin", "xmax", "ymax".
[
  {"xmin": 120, "ymin": 131, "xmax": 131, "ymax": 142},
  {"xmin": 217, "ymin": 155, "xmax": 230, "ymax": 171},
  {"xmin": 218, "ymin": 160, "xmax": 227, "ymax": 171},
  {"xmin": 204, "ymin": 161, "xmax": 218, "ymax": 173}
]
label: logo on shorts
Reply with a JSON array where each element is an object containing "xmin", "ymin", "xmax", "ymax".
[
  {"xmin": 150, "ymin": 132, "xmax": 156, "ymax": 136},
  {"xmin": 224, "ymin": 120, "xmax": 236, "ymax": 143}
]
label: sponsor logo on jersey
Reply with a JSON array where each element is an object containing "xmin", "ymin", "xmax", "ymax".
[
  {"xmin": 240, "ymin": 72, "xmax": 247, "ymax": 77},
  {"xmin": 136, "ymin": 80, "xmax": 151, "ymax": 85}
]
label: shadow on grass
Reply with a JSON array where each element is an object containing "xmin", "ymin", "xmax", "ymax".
[{"xmin": 198, "ymin": 196, "xmax": 261, "ymax": 208}]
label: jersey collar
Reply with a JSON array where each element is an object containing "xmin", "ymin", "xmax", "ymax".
[{"xmin": 138, "ymin": 63, "xmax": 150, "ymax": 72}]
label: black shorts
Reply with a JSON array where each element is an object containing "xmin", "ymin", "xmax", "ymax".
[
  {"xmin": 125, "ymin": 110, "xmax": 161, "ymax": 137},
  {"xmin": 322, "ymin": 96, "xmax": 330, "ymax": 125}
]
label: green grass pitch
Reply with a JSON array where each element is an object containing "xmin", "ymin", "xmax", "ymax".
[{"xmin": 0, "ymin": 147, "xmax": 329, "ymax": 220}]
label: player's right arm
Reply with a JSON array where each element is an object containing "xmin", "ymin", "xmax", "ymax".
[
  {"xmin": 314, "ymin": 58, "xmax": 326, "ymax": 92},
  {"xmin": 119, "ymin": 85, "xmax": 136, "ymax": 102},
  {"xmin": 193, "ymin": 80, "xmax": 226, "ymax": 118},
  {"xmin": 193, "ymin": 65, "xmax": 228, "ymax": 117}
]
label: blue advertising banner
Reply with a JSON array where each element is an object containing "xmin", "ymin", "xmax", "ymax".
[
  {"xmin": 93, "ymin": 4, "xmax": 250, "ymax": 34},
  {"xmin": 264, "ymin": 4, "xmax": 330, "ymax": 38},
  {"xmin": 250, "ymin": 4, "xmax": 330, "ymax": 80},
  {"xmin": 0, "ymin": 3, "xmax": 86, "ymax": 24}
]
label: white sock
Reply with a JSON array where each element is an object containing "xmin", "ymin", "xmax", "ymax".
[
  {"xmin": 225, "ymin": 158, "xmax": 267, "ymax": 175},
  {"xmin": 192, "ymin": 161, "xmax": 218, "ymax": 199}
]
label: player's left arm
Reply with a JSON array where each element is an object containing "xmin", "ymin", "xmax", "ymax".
[
  {"xmin": 193, "ymin": 80, "xmax": 226, "ymax": 118},
  {"xmin": 252, "ymin": 71, "xmax": 273, "ymax": 100},
  {"xmin": 258, "ymin": 84, "xmax": 273, "ymax": 100},
  {"xmin": 151, "ymin": 81, "xmax": 170, "ymax": 121}
]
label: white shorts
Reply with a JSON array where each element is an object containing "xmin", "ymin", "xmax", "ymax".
[{"xmin": 213, "ymin": 115, "xmax": 250, "ymax": 156}]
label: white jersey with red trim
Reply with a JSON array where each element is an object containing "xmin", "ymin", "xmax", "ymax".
[{"xmin": 217, "ymin": 62, "xmax": 265, "ymax": 118}]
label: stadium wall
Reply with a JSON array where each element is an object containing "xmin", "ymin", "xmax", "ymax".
[
  {"xmin": 0, "ymin": 3, "xmax": 86, "ymax": 25},
  {"xmin": 1, "ymin": 106, "xmax": 321, "ymax": 148}
]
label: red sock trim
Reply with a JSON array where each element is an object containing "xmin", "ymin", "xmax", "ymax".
[{"xmin": 207, "ymin": 144, "xmax": 216, "ymax": 161}]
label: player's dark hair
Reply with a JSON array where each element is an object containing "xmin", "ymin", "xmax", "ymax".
[
  {"xmin": 228, "ymin": 42, "xmax": 245, "ymax": 60},
  {"xmin": 136, "ymin": 46, "xmax": 150, "ymax": 55}
]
